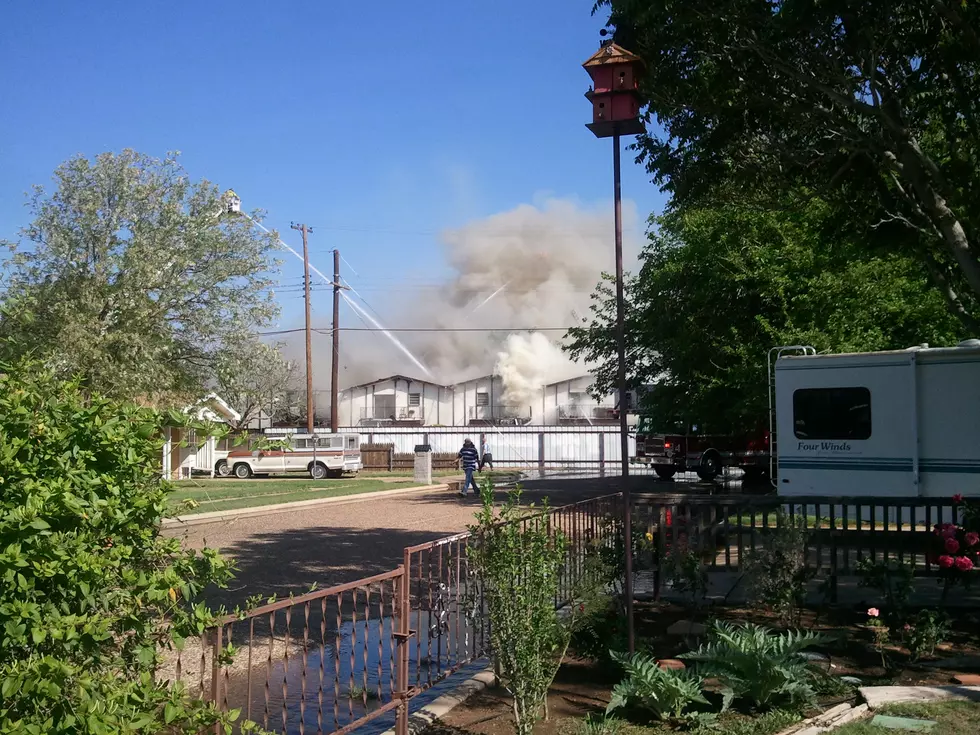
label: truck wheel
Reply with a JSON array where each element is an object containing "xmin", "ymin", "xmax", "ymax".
[
  {"xmin": 233, "ymin": 463, "xmax": 253, "ymax": 479},
  {"xmin": 655, "ymin": 468, "xmax": 677, "ymax": 480},
  {"xmin": 697, "ymin": 453, "xmax": 721, "ymax": 481},
  {"xmin": 310, "ymin": 462, "xmax": 328, "ymax": 480},
  {"xmin": 215, "ymin": 459, "xmax": 231, "ymax": 477}
]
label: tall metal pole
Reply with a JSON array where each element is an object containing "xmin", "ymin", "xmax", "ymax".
[
  {"xmin": 613, "ymin": 132, "xmax": 635, "ymax": 654},
  {"xmin": 331, "ymin": 249, "xmax": 341, "ymax": 432},
  {"xmin": 292, "ymin": 223, "xmax": 315, "ymax": 435}
]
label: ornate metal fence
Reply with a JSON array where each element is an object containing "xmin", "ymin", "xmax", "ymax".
[{"xmin": 168, "ymin": 493, "xmax": 622, "ymax": 735}]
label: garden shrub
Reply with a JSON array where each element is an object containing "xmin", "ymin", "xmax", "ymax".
[
  {"xmin": 468, "ymin": 479, "xmax": 569, "ymax": 735},
  {"xmin": 606, "ymin": 651, "xmax": 714, "ymax": 727},
  {"xmin": 680, "ymin": 621, "xmax": 830, "ymax": 712},
  {"xmin": 568, "ymin": 594, "xmax": 628, "ymax": 667},
  {"xmin": 0, "ymin": 359, "xmax": 238, "ymax": 734},
  {"xmin": 743, "ymin": 510, "xmax": 812, "ymax": 626},
  {"xmin": 665, "ymin": 547, "xmax": 709, "ymax": 610},
  {"xmin": 856, "ymin": 558, "xmax": 914, "ymax": 623},
  {"xmin": 906, "ymin": 609, "xmax": 951, "ymax": 661}
]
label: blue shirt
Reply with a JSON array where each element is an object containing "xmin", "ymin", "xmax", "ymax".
[{"xmin": 458, "ymin": 446, "xmax": 479, "ymax": 470}]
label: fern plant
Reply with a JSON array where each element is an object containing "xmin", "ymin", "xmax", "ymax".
[
  {"xmin": 679, "ymin": 621, "xmax": 830, "ymax": 712},
  {"xmin": 606, "ymin": 651, "xmax": 714, "ymax": 726}
]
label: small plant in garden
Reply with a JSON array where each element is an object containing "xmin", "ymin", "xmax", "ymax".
[
  {"xmin": 906, "ymin": 609, "xmax": 951, "ymax": 661},
  {"xmin": 579, "ymin": 712, "xmax": 624, "ymax": 735},
  {"xmin": 743, "ymin": 510, "xmax": 812, "ymax": 626},
  {"xmin": 665, "ymin": 547, "xmax": 709, "ymax": 611},
  {"xmin": 468, "ymin": 477, "xmax": 570, "ymax": 735},
  {"xmin": 856, "ymin": 559, "xmax": 914, "ymax": 624},
  {"xmin": 866, "ymin": 608, "xmax": 891, "ymax": 669},
  {"xmin": 569, "ymin": 595, "xmax": 628, "ymax": 667},
  {"xmin": 679, "ymin": 621, "xmax": 830, "ymax": 712},
  {"xmin": 606, "ymin": 651, "xmax": 714, "ymax": 727}
]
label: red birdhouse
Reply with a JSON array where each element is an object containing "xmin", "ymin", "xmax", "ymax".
[{"xmin": 583, "ymin": 42, "xmax": 644, "ymax": 138}]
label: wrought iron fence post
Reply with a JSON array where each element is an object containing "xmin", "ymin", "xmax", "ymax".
[{"xmin": 395, "ymin": 554, "xmax": 412, "ymax": 735}]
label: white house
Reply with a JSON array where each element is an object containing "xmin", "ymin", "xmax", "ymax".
[
  {"xmin": 339, "ymin": 375, "xmax": 454, "ymax": 427},
  {"xmin": 162, "ymin": 393, "xmax": 242, "ymax": 479},
  {"xmin": 451, "ymin": 374, "xmax": 533, "ymax": 426},
  {"xmin": 541, "ymin": 375, "xmax": 637, "ymax": 425}
]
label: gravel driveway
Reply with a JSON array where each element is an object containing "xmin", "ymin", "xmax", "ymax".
[{"xmin": 164, "ymin": 478, "xmax": 626, "ymax": 608}]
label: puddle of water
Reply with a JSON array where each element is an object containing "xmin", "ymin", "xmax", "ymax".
[{"xmin": 225, "ymin": 608, "xmax": 487, "ymax": 734}]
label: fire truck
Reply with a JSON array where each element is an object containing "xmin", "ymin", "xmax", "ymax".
[{"xmin": 631, "ymin": 416, "xmax": 770, "ymax": 481}]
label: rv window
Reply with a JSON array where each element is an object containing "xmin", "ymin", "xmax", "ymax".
[
  {"xmin": 346, "ymin": 435, "xmax": 357, "ymax": 449},
  {"xmin": 793, "ymin": 387, "xmax": 871, "ymax": 441}
]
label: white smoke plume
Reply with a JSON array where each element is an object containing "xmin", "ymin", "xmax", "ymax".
[
  {"xmin": 494, "ymin": 332, "xmax": 580, "ymax": 407},
  {"xmin": 284, "ymin": 197, "xmax": 640, "ymax": 395}
]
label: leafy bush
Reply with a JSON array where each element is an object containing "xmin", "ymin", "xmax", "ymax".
[
  {"xmin": 0, "ymin": 360, "xmax": 237, "ymax": 734},
  {"xmin": 665, "ymin": 548, "xmax": 708, "ymax": 610},
  {"xmin": 468, "ymin": 479, "xmax": 569, "ymax": 735},
  {"xmin": 856, "ymin": 558, "xmax": 914, "ymax": 623},
  {"xmin": 743, "ymin": 510, "xmax": 812, "ymax": 626},
  {"xmin": 569, "ymin": 595, "xmax": 628, "ymax": 666},
  {"xmin": 606, "ymin": 651, "xmax": 713, "ymax": 726},
  {"xmin": 680, "ymin": 621, "xmax": 830, "ymax": 712},
  {"xmin": 906, "ymin": 610, "xmax": 951, "ymax": 661}
]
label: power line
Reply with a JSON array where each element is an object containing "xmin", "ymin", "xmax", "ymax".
[{"xmin": 259, "ymin": 325, "xmax": 587, "ymax": 336}]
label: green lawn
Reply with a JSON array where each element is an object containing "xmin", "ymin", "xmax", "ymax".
[
  {"xmin": 168, "ymin": 477, "xmax": 425, "ymax": 515},
  {"xmin": 832, "ymin": 701, "xmax": 980, "ymax": 734}
]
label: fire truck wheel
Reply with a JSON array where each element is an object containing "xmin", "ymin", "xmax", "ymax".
[
  {"xmin": 697, "ymin": 452, "xmax": 721, "ymax": 481},
  {"xmin": 655, "ymin": 468, "xmax": 677, "ymax": 480}
]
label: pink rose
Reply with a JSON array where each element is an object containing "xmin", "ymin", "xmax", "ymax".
[
  {"xmin": 953, "ymin": 494, "xmax": 964, "ymax": 503},
  {"xmin": 939, "ymin": 555, "xmax": 955, "ymax": 569},
  {"xmin": 867, "ymin": 608, "xmax": 880, "ymax": 618},
  {"xmin": 966, "ymin": 532, "xmax": 979, "ymax": 548},
  {"xmin": 946, "ymin": 538, "xmax": 961, "ymax": 554},
  {"xmin": 955, "ymin": 556, "xmax": 975, "ymax": 572},
  {"xmin": 942, "ymin": 524, "xmax": 959, "ymax": 539}
]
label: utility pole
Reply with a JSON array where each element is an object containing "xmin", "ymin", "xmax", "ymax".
[
  {"xmin": 292, "ymin": 223, "xmax": 315, "ymax": 435},
  {"xmin": 331, "ymin": 249, "xmax": 341, "ymax": 432}
]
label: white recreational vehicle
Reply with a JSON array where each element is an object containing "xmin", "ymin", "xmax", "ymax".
[{"xmin": 773, "ymin": 341, "xmax": 980, "ymax": 498}]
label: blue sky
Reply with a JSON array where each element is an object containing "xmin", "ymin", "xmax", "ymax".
[{"xmin": 0, "ymin": 0, "xmax": 666, "ymax": 329}]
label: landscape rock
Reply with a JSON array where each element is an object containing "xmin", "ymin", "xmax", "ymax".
[
  {"xmin": 860, "ymin": 685, "xmax": 980, "ymax": 710},
  {"xmin": 953, "ymin": 674, "xmax": 980, "ymax": 686},
  {"xmin": 656, "ymin": 658, "xmax": 686, "ymax": 671},
  {"xmin": 666, "ymin": 620, "xmax": 707, "ymax": 636}
]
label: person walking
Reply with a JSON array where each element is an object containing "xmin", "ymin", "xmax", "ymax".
[
  {"xmin": 479, "ymin": 435, "xmax": 493, "ymax": 471},
  {"xmin": 457, "ymin": 438, "xmax": 480, "ymax": 497}
]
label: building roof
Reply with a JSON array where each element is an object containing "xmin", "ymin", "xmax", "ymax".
[
  {"xmin": 342, "ymin": 374, "xmax": 450, "ymax": 391},
  {"xmin": 543, "ymin": 374, "xmax": 593, "ymax": 388}
]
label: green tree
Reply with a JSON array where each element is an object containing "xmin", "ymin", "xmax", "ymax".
[
  {"xmin": 215, "ymin": 339, "xmax": 295, "ymax": 430},
  {"xmin": 595, "ymin": 0, "xmax": 980, "ymax": 330},
  {"xmin": 565, "ymin": 196, "xmax": 964, "ymax": 433},
  {"xmin": 0, "ymin": 357, "xmax": 237, "ymax": 734},
  {"xmin": 0, "ymin": 150, "xmax": 280, "ymax": 405}
]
